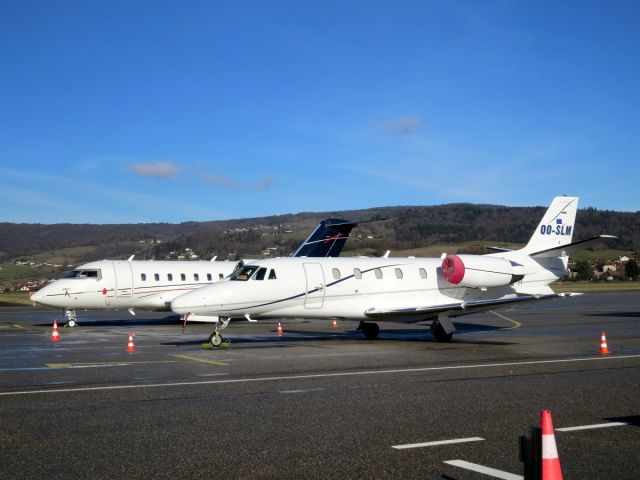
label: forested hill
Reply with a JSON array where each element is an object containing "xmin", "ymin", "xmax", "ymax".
[{"xmin": 1, "ymin": 203, "xmax": 638, "ymax": 264}]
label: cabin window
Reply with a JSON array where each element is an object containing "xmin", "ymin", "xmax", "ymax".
[
  {"xmin": 354, "ymin": 268, "xmax": 362, "ymax": 279},
  {"xmin": 229, "ymin": 265, "xmax": 260, "ymax": 281},
  {"xmin": 141, "ymin": 273, "xmax": 147, "ymax": 281},
  {"xmin": 207, "ymin": 273, "xmax": 212, "ymax": 281},
  {"xmin": 332, "ymin": 268, "xmax": 341, "ymax": 280},
  {"xmin": 395, "ymin": 268, "xmax": 403, "ymax": 279},
  {"xmin": 154, "ymin": 273, "xmax": 160, "ymax": 281},
  {"xmin": 254, "ymin": 267, "xmax": 267, "ymax": 281},
  {"xmin": 419, "ymin": 268, "xmax": 427, "ymax": 279},
  {"xmin": 219, "ymin": 273, "xmax": 224, "ymax": 280},
  {"xmin": 268, "ymin": 269, "xmax": 277, "ymax": 280},
  {"xmin": 181, "ymin": 273, "xmax": 186, "ymax": 281},
  {"xmin": 167, "ymin": 273, "xmax": 173, "ymax": 281},
  {"xmin": 374, "ymin": 268, "xmax": 383, "ymax": 279},
  {"xmin": 194, "ymin": 273, "xmax": 199, "ymax": 281}
]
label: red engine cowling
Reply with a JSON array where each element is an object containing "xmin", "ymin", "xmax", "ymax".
[{"xmin": 441, "ymin": 254, "xmax": 522, "ymax": 288}]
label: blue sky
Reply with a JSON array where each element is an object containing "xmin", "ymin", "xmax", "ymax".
[{"xmin": 1, "ymin": 1, "xmax": 638, "ymax": 223}]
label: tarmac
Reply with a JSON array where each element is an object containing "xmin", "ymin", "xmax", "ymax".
[{"xmin": 1, "ymin": 291, "xmax": 639, "ymax": 479}]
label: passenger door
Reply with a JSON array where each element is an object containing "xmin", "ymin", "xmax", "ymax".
[
  {"xmin": 303, "ymin": 262, "xmax": 325, "ymax": 309},
  {"xmin": 113, "ymin": 261, "xmax": 134, "ymax": 304}
]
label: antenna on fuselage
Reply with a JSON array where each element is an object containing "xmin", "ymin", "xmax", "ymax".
[{"xmin": 127, "ymin": 255, "xmax": 135, "ymax": 261}]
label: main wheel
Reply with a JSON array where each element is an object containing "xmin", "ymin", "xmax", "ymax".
[
  {"xmin": 66, "ymin": 319, "xmax": 77, "ymax": 328},
  {"xmin": 361, "ymin": 322, "xmax": 380, "ymax": 340},
  {"xmin": 432, "ymin": 323, "xmax": 453, "ymax": 343}
]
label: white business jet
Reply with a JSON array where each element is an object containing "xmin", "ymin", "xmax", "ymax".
[
  {"xmin": 171, "ymin": 196, "xmax": 615, "ymax": 346},
  {"xmin": 31, "ymin": 218, "xmax": 358, "ymax": 327}
]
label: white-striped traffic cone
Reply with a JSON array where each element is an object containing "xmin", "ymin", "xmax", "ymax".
[
  {"xmin": 276, "ymin": 322, "xmax": 283, "ymax": 335},
  {"xmin": 599, "ymin": 331, "xmax": 611, "ymax": 355},
  {"xmin": 50, "ymin": 320, "xmax": 60, "ymax": 342},
  {"xmin": 127, "ymin": 333, "xmax": 136, "ymax": 352},
  {"xmin": 541, "ymin": 409, "xmax": 563, "ymax": 480}
]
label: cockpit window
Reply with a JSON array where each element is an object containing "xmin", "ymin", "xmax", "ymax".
[
  {"xmin": 64, "ymin": 269, "xmax": 101, "ymax": 279},
  {"xmin": 229, "ymin": 265, "xmax": 261, "ymax": 281},
  {"xmin": 254, "ymin": 267, "xmax": 267, "ymax": 281}
]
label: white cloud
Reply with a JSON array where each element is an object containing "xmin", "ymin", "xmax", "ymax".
[
  {"xmin": 377, "ymin": 114, "xmax": 422, "ymax": 136},
  {"xmin": 127, "ymin": 161, "xmax": 178, "ymax": 179},
  {"xmin": 199, "ymin": 171, "xmax": 276, "ymax": 191},
  {"xmin": 199, "ymin": 172, "xmax": 239, "ymax": 188},
  {"xmin": 254, "ymin": 176, "xmax": 275, "ymax": 191}
]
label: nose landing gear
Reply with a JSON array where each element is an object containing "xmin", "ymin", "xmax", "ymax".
[{"xmin": 64, "ymin": 309, "xmax": 78, "ymax": 328}]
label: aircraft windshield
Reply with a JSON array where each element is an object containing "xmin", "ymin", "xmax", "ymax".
[
  {"xmin": 64, "ymin": 269, "xmax": 102, "ymax": 279},
  {"xmin": 229, "ymin": 265, "xmax": 260, "ymax": 281}
]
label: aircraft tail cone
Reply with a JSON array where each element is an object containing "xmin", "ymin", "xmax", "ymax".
[
  {"xmin": 541, "ymin": 409, "xmax": 563, "ymax": 480},
  {"xmin": 599, "ymin": 331, "xmax": 611, "ymax": 355},
  {"xmin": 127, "ymin": 333, "xmax": 136, "ymax": 352},
  {"xmin": 50, "ymin": 320, "xmax": 60, "ymax": 342},
  {"xmin": 332, "ymin": 319, "xmax": 338, "ymax": 328},
  {"xmin": 276, "ymin": 322, "xmax": 283, "ymax": 336}
]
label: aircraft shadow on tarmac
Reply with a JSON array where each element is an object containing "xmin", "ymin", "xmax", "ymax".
[
  {"xmin": 35, "ymin": 315, "xmax": 181, "ymax": 328},
  {"xmin": 606, "ymin": 415, "xmax": 640, "ymax": 426},
  {"xmin": 587, "ymin": 311, "xmax": 640, "ymax": 318},
  {"xmin": 162, "ymin": 322, "xmax": 517, "ymax": 348}
]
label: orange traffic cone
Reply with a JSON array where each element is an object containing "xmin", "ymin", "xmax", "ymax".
[
  {"xmin": 276, "ymin": 322, "xmax": 283, "ymax": 335},
  {"xmin": 331, "ymin": 319, "xmax": 338, "ymax": 328},
  {"xmin": 541, "ymin": 410, "xmax": 563, "ymax": 480},
  {"xmin": 50, "ymin": 319, "xmax": 60, "ymax": 342},
  {"xmin": 127, "ymin": 333, "xmax": 136, "ymax": 352},
  {"xmin": 599, "ymin": 331, "xmax": 611, "ymax": 355}
]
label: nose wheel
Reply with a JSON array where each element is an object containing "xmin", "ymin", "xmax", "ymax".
[{"xmin": 208, "ymin": 332, "xmax": 223, "ymax": 347}]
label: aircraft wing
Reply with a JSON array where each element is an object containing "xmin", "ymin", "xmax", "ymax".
[{"xmin": 363, "ymin": 293, "xmax": 565, "ymax": 320}]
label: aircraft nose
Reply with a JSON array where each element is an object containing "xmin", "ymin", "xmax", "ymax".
[
  {"xmin": 171, "ymin": 292, "xmax": 201, "ymax": 315},
  {"xmin": 30, "ymin": 288, "xmax": 46, "ymax": 304}
]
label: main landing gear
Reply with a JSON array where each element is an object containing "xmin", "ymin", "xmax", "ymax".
[
  {"xmin": 64, "ymin": 309, "xmax": 78, "ymax": 328},
  {"xmin": 358, "ymin": 321, "xmax": 380, "ymax": 340},
  {"xmin": 208, "ymin": 316, "xmax": 231, "ymax": 347},
  {"xmin": 358, "ymin": 314, "xmax": 456, "ymax": 343},
  {"xmin": 431, "ymin": 313, "xmax": 455, "ymax": 343}
]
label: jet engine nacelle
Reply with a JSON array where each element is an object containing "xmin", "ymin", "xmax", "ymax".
[{"xmin": 441, "ymin": 254, "xmax": 523, "ymax": 288}]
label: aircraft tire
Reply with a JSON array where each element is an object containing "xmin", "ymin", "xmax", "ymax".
[
  {"xmin": 209, "ymin": 332, "xmax": 223, "ymax": 347},
  {"xmin": 361, "ymin": 322, "xmax": 380, "ymax": 340},
  {"xmin": 66, "ymin": 320, "xmax": 77, "ymax": 328},
  {"xmin": 433, "ymin": 323, "xmax": 453, "ymax": 343}
]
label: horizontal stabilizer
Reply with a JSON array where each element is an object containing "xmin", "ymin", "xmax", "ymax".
[
  {"xmin": 486, "ymin": 246, "xmax": 513, "ymax": 253},
  {"xmin": 530, "ymin": 235, "xmax": 617, "ymax": 258}
]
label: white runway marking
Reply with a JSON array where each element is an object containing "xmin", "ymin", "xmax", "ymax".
[
  {"xmin": 444, "ymin": 460, "xmax": 523, "ymax": 480},
  {"xmin": 392, "ymin": 437, "xmax": 484, "ymax": 449},
  {"xmin": 489, "ymin": 310, "xmax": 522, "ymax": 329},
  {"xmin": 557, "ymin": 421, "xmax": 629, "ymax": 432},
  {"xmin": 278, "ymin": 388, "xmax": 324, "ymax": 394},
  {"xmin": 1, "ymin": 353, "xmax": 639, "ymax": 397}
]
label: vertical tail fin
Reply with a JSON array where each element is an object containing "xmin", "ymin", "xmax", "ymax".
[
  {"xmin": 521, "ymin": 196, "xmax": 579, "ymax": 255},
  {"xmin": 292, "ymin": 219, "xmax": 356, "ymax": 257}
]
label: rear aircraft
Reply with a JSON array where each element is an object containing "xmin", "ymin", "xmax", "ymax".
[
  {"xmin": 171, "ymin": 196, "xmax": 616, "ymax": 346},
  {"xmin": 31, "ymin": 218, "xmax": 359, "ymax": 326}
]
